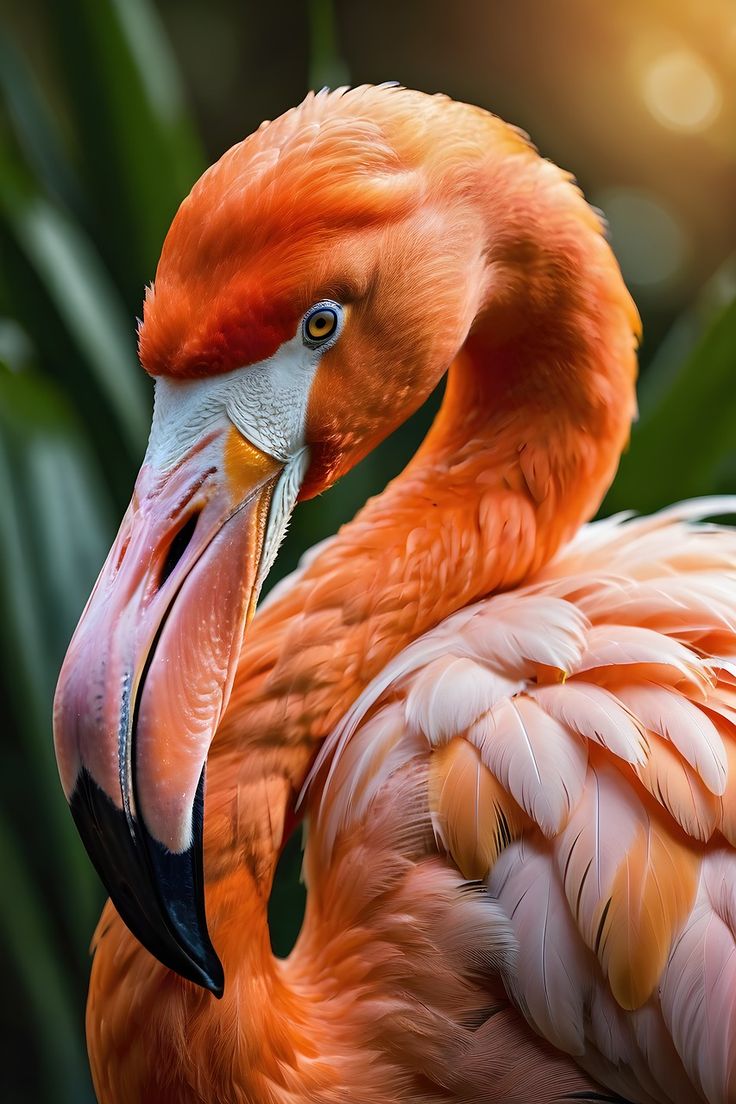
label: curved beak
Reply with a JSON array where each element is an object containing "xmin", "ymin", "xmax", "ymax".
[{"xmin": 53, "ymin": 417, "xmax": 289, "ymax": 996}]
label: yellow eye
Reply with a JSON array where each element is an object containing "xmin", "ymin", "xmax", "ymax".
[{"xmin": 303, "ymin": 302, "xmax": 341, "ymax": 346}]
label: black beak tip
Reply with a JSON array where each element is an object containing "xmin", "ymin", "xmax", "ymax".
[
  {"xmin": 183, "ymin": 940, "xmax": 224, "ymax": 997},
  {"xmin": 70, "ymin": 768, "xmax": 225, "ymax": 998},
  {"xmin": 199, "ymin": 960, "xmax": 225, "ymax": 999}
]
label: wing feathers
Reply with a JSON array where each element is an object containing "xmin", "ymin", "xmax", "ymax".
[
  {"xmin": 471, "ymin": 695, "xmax": 588, "ymax": 837},
  {"xmin": 574, "ymin": 625, "xmax": 711, "ymax": 697},
  {"xmin": 490, "ymin": 838, "xmax": 590, "ymax": 1055},
  {"xmin": 306, "ymin": 502, "xmax": 736, "ymax": 1102},
  {"xmin": 617, "ymin": 682, "xmax": 727, "ymax": 795},
  {"xmin": 429, "ymin": 738, "xmax": 524, "ymax": 879},
  {"xmin": 633, "ymin": 729, "xmax": 719, "ymax": 841},
  {"xmin": 531, "ymin": 681, "xmax": 648, "ymax": 765},
  {"xmin": 406, "ymin": 657, "xmax": 520, "ymax": 745},
  {"xmin": 556, "ymin": 759, "xmax": 698, "ymax": 1010},
  {"xmin": 603, "ymin": 817, "xmax": 697, "ymax": 1010},
  {"xmin": 661, "ymin": 849, "xmax": 736, "ymax": 1104}
]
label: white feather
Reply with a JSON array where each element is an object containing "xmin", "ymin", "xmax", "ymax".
[
  {"xmin": 470, "ymin": 695, "xmax": 587, "ymax": 836},
  {"xmin": 531, "ymin": 680, "xmax": 649, "ymax": 765},
  {"xmin": 490, "ymin": 837, "xmax": 589, "ymax": 1055},
  {"xmin": 617, "ymin": 682, "xmax": 727, "ymax": 796}
]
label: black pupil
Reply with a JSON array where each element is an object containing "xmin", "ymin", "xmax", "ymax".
[{"xmin": 310, "ymin": 310, "xmax": 334, "ymax": 338}]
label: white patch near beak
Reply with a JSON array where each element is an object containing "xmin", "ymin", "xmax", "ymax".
[
  {"xmin": 257, "ymin": 446, "xmax": 310, "ymax": 586},
  {"xmin": 144, "ymin": 329, "xmax": 323, "ymax": 589},
  {"xmin": 146, "ymin": 330, "xmax": 321, "ymax": 469}
]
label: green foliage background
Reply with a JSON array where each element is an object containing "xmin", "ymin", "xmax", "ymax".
[{"xmin": 0, "ymin": 1, "xmax": 734, "ymax": 1100}]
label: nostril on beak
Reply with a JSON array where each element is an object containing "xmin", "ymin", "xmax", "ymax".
[{"xmin": 160, "ymin": 512, "xmax": 200, "ymax": 587}]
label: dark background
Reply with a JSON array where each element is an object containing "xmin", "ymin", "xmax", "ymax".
[{"xmin": 1, "ymin": 1, "xmax": 735, "ymax": 1099}]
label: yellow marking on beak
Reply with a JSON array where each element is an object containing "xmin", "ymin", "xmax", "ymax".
[{"xmin": 224, "ymin": 427, "xmax": 282, "ymax": 502}]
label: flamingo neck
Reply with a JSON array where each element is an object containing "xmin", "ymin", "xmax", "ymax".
[
  {"xmin": 217, "ymin": 180, "xmax": 638, "ymax": 774},
  {"xmin": 205, "ymin": 168, "xmax": 639, "ymax": 1024}
]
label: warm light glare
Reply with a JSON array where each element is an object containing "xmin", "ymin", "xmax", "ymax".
[
  {"xmin": 642, "ymin": 49, "xmax": 722, "ymax": 132},
  {"xmin": 598, "ymin": 189, "xmax": 687, "ymax": 290}
]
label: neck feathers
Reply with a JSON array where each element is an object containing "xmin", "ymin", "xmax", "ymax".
[
  {"xmin": 214, "ymin": 134, "xmax": 639, "ymax": 852},
  {"xmin": 409, "ymin": 146, "xmax": 638, "ymax": 573}
]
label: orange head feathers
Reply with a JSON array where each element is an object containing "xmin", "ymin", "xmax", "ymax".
[{"xmin": 140, "ymin": 85, "xmax": 638, "ymax": 495}]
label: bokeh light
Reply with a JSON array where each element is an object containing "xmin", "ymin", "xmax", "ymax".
[
  {"xmin": 642, "ymin": 49, "xmax": 722, "ymax": 132},
  {"xmin": 597, "ymin": 189, "xmax": 688, "ymax": 290}
]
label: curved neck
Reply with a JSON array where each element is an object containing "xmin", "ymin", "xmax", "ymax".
[
  {"xmin": 215, "ymin": 159, "xmax": 639, "ymax": 783},
  {"xmin": 206, "ymin": 161, "xmax": 639, "ymax": 997},
  {"xmin": 188, "ymin": 183, "xmax": 640, "ymax": 1098},
  {"xmin": 212, "ymin": 199, "xmax": 638, "ymax": 816}
]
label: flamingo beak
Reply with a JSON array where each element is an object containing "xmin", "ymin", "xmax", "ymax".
[{"xmin": 53, "ymin": 422, "xmax": 286, "ymax": 996}]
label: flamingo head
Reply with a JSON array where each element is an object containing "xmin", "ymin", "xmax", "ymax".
[{"xmin": 52, "ymin": 87, "xmax": 496, "ymax": 995}]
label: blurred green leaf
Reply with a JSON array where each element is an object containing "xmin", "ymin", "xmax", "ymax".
[
  {"xmin": 0, "ymin": 37, "xmax": 83, "ymax": 216},
  {"xmin": 0, "ymin": 369, "xmax": 110, "ymax": 941},
  {"xmin": 268, "ymin": 829, "xmax": 306, "ymax": 958},
  {"xmin": 607, "ymin": 296, "xmax": 736, "ymax": 512},
  {"xmin": 0, "ymin": 806, "xmax": 94, "ymax": 1103},
  {"xmin": 308, "ymin": 0, "xmax": 349, "ymax": 90},
  {"xmin": 47, "ymin": 0, "xmax": 204, "ymax": 292},
  {"xmin": 0, "ymin": 179, "xmax": 150, "ymax": 454}
]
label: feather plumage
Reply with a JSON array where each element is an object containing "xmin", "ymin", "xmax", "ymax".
[
  {"xmin": 617, "ymin": 682, "xmax": 727, "ymax": 795},
  {"xmin": 429, "ymin": 738, "xmax": 525, "ymax": 878},
  {"xmin": 470, "ymin": 695, "xmax": 588, "ymax": 837},
  {"xmin": 79, "ymin": 84, "xmax": 736, "ymax": 1104},
  {"xmin": 661, "ymin": 849, "xmax": 736, "ymax": 1104},
  {"xmin": 307, "ymin": 503, "xmax": 736, "ymax": 1101}
]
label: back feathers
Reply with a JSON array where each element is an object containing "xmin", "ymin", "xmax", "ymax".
[{"xmin": 308, "ymin": 498, "xmax": 736, "ymax": 1104}]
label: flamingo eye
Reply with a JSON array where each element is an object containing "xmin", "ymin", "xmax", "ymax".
[{"xmin": 302, "ymin": 302, "xmax": 342, "ymax": 347}]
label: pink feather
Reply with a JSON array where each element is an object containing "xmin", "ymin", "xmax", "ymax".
[{"xmin": 470, "ymin": 695, "xmax": 587, "ymax": 836}]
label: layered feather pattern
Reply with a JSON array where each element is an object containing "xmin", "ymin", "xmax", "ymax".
[{"xmin": 311, "ymin": 500, "xmax": 736, "ymax": 1104}]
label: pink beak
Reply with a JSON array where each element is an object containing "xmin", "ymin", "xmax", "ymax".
[{"xmin": 53, "ymin": 426, "xmax": 281, "ymax": 995}]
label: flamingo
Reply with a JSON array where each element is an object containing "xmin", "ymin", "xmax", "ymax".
[{"xmin": 53, "ymin": 86, "xmax": 736, "ymax": 1103}]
